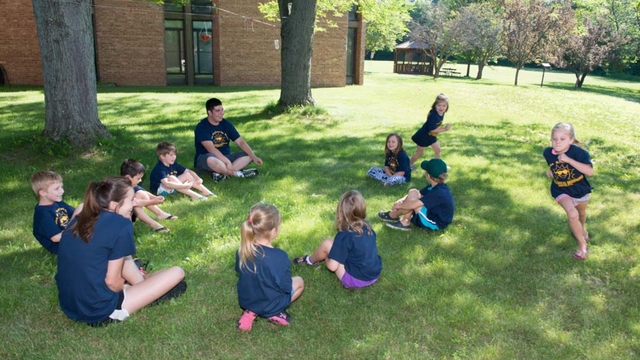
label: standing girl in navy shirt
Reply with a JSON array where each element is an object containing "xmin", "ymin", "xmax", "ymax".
[
  {"xmin": 294, "ymin": 190, "xmax": 382, "ymax": 289},
  {"xmin": 543, "ymin": 123, "xmax": 594, "ymax": 260},
  {"xmin": 367, "ymin": 133, "xmax": 411, "ymax": 186},
  {"xmin": 56, "ymin": 177, "xmax": 186, "ymax": 326},
  {"xmin": 236, "ymin": 204, "xmax": 305, "ymax": 331},
  {"xmin": 410, "ymin": 93, "xmax": 452, "ymax": 167}
]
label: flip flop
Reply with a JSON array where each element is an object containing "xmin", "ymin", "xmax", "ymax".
[
  {"xmin": 162, "ymin": 214, "xmax": 178, "ymax": 220},
  {"xmin": 154, "ymin": 226, "xmax": 170, "ymax": 233},
  {"xmin": 573, "ymin": 250, "xmax": 587, "ymax": 260}
]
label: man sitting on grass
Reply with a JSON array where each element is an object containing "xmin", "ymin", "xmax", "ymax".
[
  {"xmin": 378, "ymin": 158, "xmax": 454, "ymax": 231},
  {"xmin": 194, "ymin": 98, "xmax": 262, "ymax": 182}
]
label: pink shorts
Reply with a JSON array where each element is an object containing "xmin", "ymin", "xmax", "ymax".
[{"xmin": 556, "ymin": 193, "xmax": 590, "ymax": 206}]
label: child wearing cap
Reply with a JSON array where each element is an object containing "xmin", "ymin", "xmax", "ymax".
[{"xmin": 378, "ymin": 158, "xmax": 454, "ymax": 231}]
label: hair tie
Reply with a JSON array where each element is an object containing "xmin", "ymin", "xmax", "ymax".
[{"xmin": 247, "ymin": 217, "xmax": 253, "ymax": 224}]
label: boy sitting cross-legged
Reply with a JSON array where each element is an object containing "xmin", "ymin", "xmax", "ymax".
[
  {"xmin": 149, "ymin": 142, "xmax": 216, "ymax": 201},
  {"xmin": 378, "ymin": 158, "xmax": 455, "ymax": 231},
  {"xmin": 121, "ymin": 159, "xmax": 178, "ymax": 233},
  {"xmin": 30, "ymin": 170, "xmax": 83, "ymax": 254}
]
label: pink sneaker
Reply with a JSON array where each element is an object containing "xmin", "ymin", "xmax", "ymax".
[
  {"xmin": 237, "ymin": 310, "xmax": 258, "ymax": 332},
  {"xmin": 267, "ymin": 311, "xmax": 291, "ymax": 326}
]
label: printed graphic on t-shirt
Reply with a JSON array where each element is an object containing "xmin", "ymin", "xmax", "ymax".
[
  {"xmin": 388, "ymin": 156, "xmax": 399, "ymax": 173},
  {"xmin": 552, "ymin": 162, "xmax": 584, "ymax": 187},
  {"xmin": 212, "ymin": 131, "xmax": 230, "ymax": 148},
  {"xmin": 56, "ymin": 207, "xmax": 71, "ymax": 229}
]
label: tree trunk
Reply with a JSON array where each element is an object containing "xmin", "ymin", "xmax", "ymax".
[
  {"xmin": 466, "ymin": 60, "xmax": 471, "ymax": 77},
  {"xmin": 476, "ymin": 63, "xmax": 485, "ymax": 80},
  {"xmin": 514, "ymin": 66, "xmax": 521, "ymax": 86},
  {"xmin": 277, "ymin": 0, "xmax": 317, "ymax": 109},
  {"xmin": 32, "ymin": 0, "xmax": 110, "ymax": 149},
  {"xmin": 575, "ymin": 72, "xmax": 587, "ymax": 88}
]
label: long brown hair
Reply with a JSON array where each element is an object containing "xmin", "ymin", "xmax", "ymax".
[
  {"xmin": 238, "ymin": 204, "xmax": 282, "ymax": 272},
  {"xmin": 335, "ymin": 190, "xmax": 370, "ymax": 236},
  {"xmin": 384, "ymin": 133, "xmax": 404, "ymax": 157},
  {"xmin": 70, "ymin": 177, "xmax": 132, "ymax": 243}
]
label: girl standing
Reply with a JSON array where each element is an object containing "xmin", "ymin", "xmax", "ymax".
[
  {"xmin": 410, "ymin": 93, "xmax": 452, "ymax": 167},
  {"xmin": 367, "ymin": 133, "xmax": 411, "ymax": 186},
  {"xmin": 56, "ymin": 177, "xmax": 186, "ymax": 326},
  {"xmin": 236, "ymin": 204, "xmax": 304, "ymax": 331},
  {"xmin": 293, "ymin": 190, "xmax": 382, "ymax": 289},
  {"xmin": 543, "ymin": 123, "xmax": 594, "ymax": 260}
]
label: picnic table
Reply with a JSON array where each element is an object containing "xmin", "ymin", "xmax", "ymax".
[{"xmin": 440, "ymin": 67, "xmax": 461, "ymax": 77}]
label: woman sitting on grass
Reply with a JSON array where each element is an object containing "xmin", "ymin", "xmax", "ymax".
[{"xmin": 56, "ymin": 177, "xmax": 186, "ymax": 326}]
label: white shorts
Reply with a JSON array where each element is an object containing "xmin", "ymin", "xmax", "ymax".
[
  {"xmin": 157, "ymin": 184, "xmax": 176, "ymax": 196},
  {"xmin": 108, "ymin": 288, "xmax": 130, "ymax": 321}
]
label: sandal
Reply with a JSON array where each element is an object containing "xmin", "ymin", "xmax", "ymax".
[
  {"xmin": 154, "ymin": 226, "xmax": 170, "ymax": 233},
  {"xmin": 162, "ymin": 214, "xmax": 178, "ymax": 220},
  {"xmin": 573, "ymin": 249, "xmax": 587, "ymax": 260}
]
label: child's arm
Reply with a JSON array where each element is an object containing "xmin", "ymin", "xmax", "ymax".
[
  {"xmin": 558, "ymin": 153, "xmax": 594, "ymax": 176},
  {"xmin": 105, "ymin": 258, "xmax": 125, "ymax": 293},
  {"xmin": 431, "ymin": 124, "xmax": 452, "ymax": 134}
]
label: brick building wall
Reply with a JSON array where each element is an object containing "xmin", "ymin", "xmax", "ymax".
[
  {"xmin": 0, "ymin": 0, "xmax": 359, "ymax": 87},
  {"xmin": 0, "ymin": 0, "xmax": 43, "ymax": 85},
  {"xmin": 94, "ymin": 0, "xmax": 166, "ymax": 86}
]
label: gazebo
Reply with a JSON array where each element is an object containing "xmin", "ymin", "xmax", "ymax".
[{"xmin": 393, "ymin": 41, "xmax": 433, "ymax": 75}]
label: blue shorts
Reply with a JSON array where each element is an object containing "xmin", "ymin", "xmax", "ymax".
[
  {"xmin": 156, "ymin": 184, "xmax": 175, "ymax": 196},
  {"xmin": 341, "ymin": 271, "xmax": 378, "ymax": 289},
  {"xmin": 410, "ymin": 206, "xmax": 440, "ymax": 230},
  {"xmin": 196, "ymin": 152, "xmax": 248, "ymax": 173}
]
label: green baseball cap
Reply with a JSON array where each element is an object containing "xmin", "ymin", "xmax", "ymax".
[{"xmin": 421, "ymin": 158, "xmax": 447, "ymax": 178}]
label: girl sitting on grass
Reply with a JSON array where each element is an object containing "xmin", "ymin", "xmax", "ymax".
[
  {"xmin": 543, "ymin": 122, "xmax": 594, "ymax": 260},
  {"xmin": 293, "ymin": 190, "xmax": 382, "ymax": 289},
  {"xmin": 367, "ymin": 133, "xmax": 411, "ymax": 186},
  {"xmin": 56, "ymin": 177, "xmax": 186, "ymax": 327},
  {"xmin": 236, "ymin": 204, "xmax": 305, "ymax": 331}
]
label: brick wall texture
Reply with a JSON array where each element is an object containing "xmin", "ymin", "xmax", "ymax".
[{"xmin": 0, "ymin": 0, "xmax": 360, "ymax": 87}]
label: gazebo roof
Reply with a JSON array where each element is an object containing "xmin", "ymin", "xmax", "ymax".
[{"xmin": 395, "ymin": 40, "xmax": 429, "ymax": 50}]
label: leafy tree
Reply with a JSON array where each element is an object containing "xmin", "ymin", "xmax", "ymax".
[
  {"xmin": 457, "ymin": 3, "xmax": 504, "ymax": 79},
  {"xmin": 554, "ymin": 18, "xmax": 623, "ymax": 88},
  {"xmin": 502, "ymin": 0, "xmax": 575, "ymax": 85},
  {"xmin": 409, "ymin": 1, "xmax": 464, "ymax": 78},
  {"xmin": 31, "ymin": 0, "xmax": 111, "ymax": 149},
  {"xmin": 360, "ymin": 0, "xmax": 413, "ymax": 59}
]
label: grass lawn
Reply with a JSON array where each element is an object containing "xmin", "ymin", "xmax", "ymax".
[{"xmin": 1, "ymin": 61, "xmax": 639, "ymax": 359}]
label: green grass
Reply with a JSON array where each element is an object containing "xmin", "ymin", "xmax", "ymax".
[{"xmin": 1, "ymin": 61, "xmax": 640, "ymax": 359}]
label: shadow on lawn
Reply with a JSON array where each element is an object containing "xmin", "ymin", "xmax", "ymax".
[{"xmin": 543, "ymin": 82, "xmax": 640, "ymax": 104}]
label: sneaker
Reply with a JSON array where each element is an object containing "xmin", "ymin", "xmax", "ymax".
[
  {"xmin": 133, "ymin": 258, "xmax": 150, "ymax": 275},
  {"xmin": 410, "ymin": 164, "xmax": 417, "ymax": 171},
  {"xmin": 150, "ymin": 280, "xmax": 187, "ymax": 306},
  {"xmin": 293, "ymin": 255, "xmax": 312, "ymax": 265},
  {"xmin": 241, "ymin": 168, "xmax": 259, "ymax": 178},
  {"xmin": 267, "ymin": 311, "xmax": 291, "ymax": 326},
  {"xmin": 237, "ymin": 309, "xmax": 258, "ymax": 332},
  {"xmin": 212, "ymin": 173, "xmax": 227, "ymax": 182},
  {"xmin": 386, "ymin": 220, "xmax": 411, "ymax": 231},
  {"xmin": 378, "ymin": 211, "xmax": 398, "ymax": 223}
]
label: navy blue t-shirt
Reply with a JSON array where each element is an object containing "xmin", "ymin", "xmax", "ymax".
[
  {"xmin": 32, "ymin": 201, "xmax": 75, "ymax": 254},
  {"xmin": 418, "ymin": 183, "xmax": 455, "ymax": 229},
  {"xmin": 235, "ymin": 245, "xmax": 292, "ymax": 318},
  {"xmin": 412, "ymin": 109, "xmax": 444, "ymax": 147},
  {"xmin": 194, "ymin": 118, "xmax": 241, "ymax": 167},
  {"xmin": 328, "ymin": 224, "xmax": 382, "ymax": 281},
  {"xmin": 149, "ymin": 160, "xmax": 187, "ymax": 194},
  {"xmin": 385, "ymin": 149, "xmax": 411, "ymax": 181},
  {"xmin": 56, "ymin": 211, "xmax": 136, "ymax": 323},
  {"xmin": 543, "ymin": 144, "xmax": 592, "ymax": 199}
]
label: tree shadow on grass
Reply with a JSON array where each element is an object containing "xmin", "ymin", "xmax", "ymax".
[{"xmin": 543, "ymin": 82, "xmax": 640, "ymax": 104}]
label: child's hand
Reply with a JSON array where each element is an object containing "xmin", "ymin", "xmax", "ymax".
[
  {"xmin": 546, "ymin": 170, "xmax": 553, "ymax": 178},
  {"xmin": 557, "ymin": 153, "xmax": 571, "ymax": 163},
  {"xmin": 150, "ymin": 196, "xmax": 164, "ymax": 205},
  {"xmin": 184, "ymin": 180, "xmax": 193, "ymax": 188},
  {"xmin": 444, "ymin": 124, "xmax": 452, "ymax": 131}
]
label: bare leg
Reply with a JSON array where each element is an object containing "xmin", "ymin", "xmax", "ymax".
[
  {"xmin": 576, "ymin": 201, "xmax": 589, "ymax": 240},
  {"xmin": 558, "ymin": 198, "xmax": 588, "ymax": 253},
  {"xmin": 410, "ymin": 146, "xmax": 425, "ymax": 166},
  {"xmin": 309, "ymin": 238, "xmax": 333, "ymax": 264},
  {"xmin": 388, "ymin": 189, "xmax": 421, "ymax": 219},
  {"xmin": 232, "ymin": 156, "xmax": 253, "ymax": 171},
  {"xmin": 431, "ymin": 141, "xmax": 442, "ymax": 158},
  {"xmin": 122, "ymin": 266, "xmax": 185, "ymax": 314},
  {"xmin": 133, "ymin": 207, "xmax": 166, "ymax": 231},
  {"xmin": 178, "ymin": 173, "xmax": 214, "ymax": 197},
  {"xmin": 291, "ymin": 276, "xmax": 304, "ymax": 302},
  {"xmin": 326, "ymin": 260, "xmax": 346, "ymax": 280}
]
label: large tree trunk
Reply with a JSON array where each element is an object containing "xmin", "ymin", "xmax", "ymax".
[
  {"xmin": 514, "ymin": 66, "xmax": 521, "ymax": 86},
  {"xmin": 277, "ymin": 0, "xmax": 317, "ymax": 109},
  {"xmin": 32, "ymin": 0, "xmax": 110, "ymax": 149},
  {"xmin": 476, "ymin": 63, "xmax": 485, "ymax": 80},
  {"xmin": 575, "ymin": 73, "xmax": 587, "ymax": 88}
]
